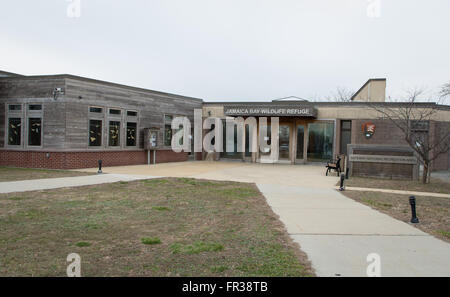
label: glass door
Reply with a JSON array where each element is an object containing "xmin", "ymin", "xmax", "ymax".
[
  {"xmin": 296, "ymin": 125, "xmax": 305, "ymax": 160},
  {"xmin": 279, "ymin": 125, "xmax": 290, "ymax": 160},
  {"xmin": 307, "ymin": 122, "xmax": 334, "ymax": 162}
]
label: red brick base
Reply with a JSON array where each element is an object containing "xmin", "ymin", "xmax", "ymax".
[{"xmin": 0, "ymin": 150, "xmax": 189, "ymax": 169}]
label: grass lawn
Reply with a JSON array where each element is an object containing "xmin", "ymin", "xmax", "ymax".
[
  {"xmin": 0, "ymin": 167, "xmax": 93, "ymax": 182},
  {"xmin": 0, "ymin": 177, "xmax": 313, "ymax": 277},
  {"xmin": 342, "ymin": 190, "xmax": 450, "ymax": 243},
  {"xmin": 343, "ymin": 176, "xmax": 450, "ymax": 194}
]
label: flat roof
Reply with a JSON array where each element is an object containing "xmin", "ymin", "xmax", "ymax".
[{"xmin": 0, "ymin": 71, "xmax": 203, "ymax": 102}]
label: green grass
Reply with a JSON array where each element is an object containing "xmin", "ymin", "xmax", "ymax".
[
  {"xmin": 152, "ymin": 206, "xmax": 171, "ymax": 211},
  {"xmin": 0, "ymin": 166, "xmax": 93, "ymax": 182},
  {"xmin": 170, "ymin": 241, "xmax": 224, "ymax": 254},
  {"xmin": 437, "ymin": 230, "xmax": 450, "ymax": 239},
  {"xmin": 75, "ymin": 242, "xmax": 91, "ymax": 247},
  {"xmin": 141, "ymin": 237, "xmax": 162, "ymax": 245},
  {"xmin": 0, "ymin": 177, "xmax": 313, "ymax": 276},
  {"xmin": 211, "ymin": 265, "xmax": 229, "ymax": 273}
]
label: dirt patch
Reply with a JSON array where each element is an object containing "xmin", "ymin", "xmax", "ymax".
[
  {"xmin": 342, "ymin": 190, "xmax": 450, "ymax": 243},
  {"xmin": 342, "ymin": 176, "xmax": 450, "ymax": 194}
]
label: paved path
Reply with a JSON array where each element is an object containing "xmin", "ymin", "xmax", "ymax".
[
  {"xmin": 0, "ymin": 174, "xmax": 158, "ymax": 194},
  {"xmin": 339, "ymin": 186, "xmax": 450, "ymax": 199},
  {"xmin": 78, "ymin": 161, "xmax": 450, "ymax": 277}
]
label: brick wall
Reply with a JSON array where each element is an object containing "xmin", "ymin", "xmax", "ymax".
[
  {"xmin": 350, "ymin": 149, "xmax": 416, "ymax": 179},
  {"xmin": 0, "ymin": 150, "xmax": 189, "ymax": 169},
  {"xmin": 352, "ymin": 119, "xmax": 450, "ymax": 171},
  {"xmin": 352, "ymin": 119, "xmax": 407, "ymax": 146}
]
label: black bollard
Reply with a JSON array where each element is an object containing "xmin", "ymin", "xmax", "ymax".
[
  {"xmin": 339, "ymin": 173, "xmax": 345, "ymax": 191},
  {"xmin": 98, "ymin": 160, "xmax": 103, "ymax": 174},
  {"xmin": 409, "ymin": 196, "xmax": 419, "ymax": 223},
  {"xmin": 345, "ymin": 167, "xmax": 349, "ymax": 179}
]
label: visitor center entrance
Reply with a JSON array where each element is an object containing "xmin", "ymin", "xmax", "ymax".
[{"xmin": 219, "ymin": 117, "xmax": 335, "ymax": 164}]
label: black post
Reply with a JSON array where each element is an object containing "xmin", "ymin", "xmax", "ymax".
[
  {"xmin": 345, "ymin": 167, "xmax": 349, "ymax": 179},
  {"xmin": 98, "ymin": 160, "xmax": 103, "ymax": 174},
  {"xmin": 339, "ymin": 173, "xmax": 345, "ymax": 191},
  {"xmin": 409, "ymin": 196, "xmax": 419, "ymax": 223}
]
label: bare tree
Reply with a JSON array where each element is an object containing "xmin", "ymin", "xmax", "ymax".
[
  {"xmin": 328, "ymin": 87, "xmax": 354, "ymax": 102},
  {"xmin": 368, "ymin": 88, "xmax": 450, "ymax": 183},
  {"xmin": 441, "ymin": 82, "xmax": 450, "ymax": 98}
]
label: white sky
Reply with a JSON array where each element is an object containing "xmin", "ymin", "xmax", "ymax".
[{"xmin": 1, "ymin": 0, "xmax": 449, "ymax": 102}]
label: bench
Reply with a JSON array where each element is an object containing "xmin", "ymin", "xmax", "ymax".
[{"xmin": 326, "ymin": 156, "xmax": 342, "ymax": 176}]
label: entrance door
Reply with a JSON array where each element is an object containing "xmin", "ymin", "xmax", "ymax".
[
  {"xmin": 296, "ymin": 125, "xmax": 305, "ymax": 161},
  {"xmin": 279, "ymin": 125, "xmax": 290, "ymax": 160}
]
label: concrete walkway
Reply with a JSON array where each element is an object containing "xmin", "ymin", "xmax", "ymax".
[
  {"xmin": 0, "ymin": 173, "xmax": 158, "ymax": 194},
  {"xmin": 339, "ymin": 186, "xmax": 450, "ymax": 199},
  {"xmin": 77, "ymin": 161, "xmax": 450, "ymax": 277}
]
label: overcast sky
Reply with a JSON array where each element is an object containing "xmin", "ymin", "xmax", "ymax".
[{"xmin": 1, "ymin": 0, "xmax": 449, "ymax": 102}]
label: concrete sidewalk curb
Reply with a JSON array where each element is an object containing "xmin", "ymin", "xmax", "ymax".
[
  {"xmin": 340, "ymin": 186, "xmax": 450, "ymax": 199},
  {"xmin": 0, "ymin": 174, "xmax": 163, "ymax": 194}
]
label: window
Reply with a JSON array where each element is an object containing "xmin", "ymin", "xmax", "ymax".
[
  {"xmin": 164, "ymin": 115, "xmax": 173, "ymax": 146},
  {"xmin": 29, "ymin": 104, "xmax": 42, "ymax": 111},
  {"xmin": 8, "ymin": 104, "xmax": 22, "ymax": 111},
  {"xmin": 89, "ymin": 120, "xmax": 102, "ymax": 146},
  {"xmin": 8, "ymin": 118, "xmax": 21, "ymax": 145},
  {"xmin": 109, "ymin": 121, "xmax": 121, "ymax": 146},
  {"xmin": 109, "ymin": 109, "xmax": 121, "ymax": 115},
  {"xmin": 127, "ymin": 110, "xmax": 138, "ymax": 117},
  {"xmin": 28, "ymin": 118, "xmax": 42, "ymax": 146},
  {"xmin": 89, "ymin": 107, "xmax": 103, "ymax": 113},
  {"xmin": 340, "ymin": 120, "xmax": 352, "ymax": 155},
  {"xmin": 307, "ymin": 122, "xmax": 334, "ymax": 162},
  {"xmin": 126, "ymin": 122, "xmax": 137, "ymax": 146}
]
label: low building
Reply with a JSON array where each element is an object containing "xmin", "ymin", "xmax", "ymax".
[
  {"xmin": 1, "ymin": 71, "xmax": 449, "ymax": 178},
  {"xmin": 0, "ymin": 71, "xmax": 202, "ymax": 169}
]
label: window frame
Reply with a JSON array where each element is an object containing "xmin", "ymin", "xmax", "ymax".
[
  {"xmin": 5, "ymin": 103, "xmax": 24, "ymax": 148},
  {"xmin": 7, "ymin": 117, "xmax": 23, "ymax": 147},
  {"xmin": 164, "ymin": 114, "xmax": 181, "ymax": 147},
  {"xmin": 27, "ymin": 117, "xmax": 43, "ymax": 147},
  {"xmin": 88, "ymin": 119, "xmax": 103, "ymax": 147},
  {"xmin": 108, "ymin": 120, "xmax": 121, "ymax": 147},
  {"xmin": 126, "ymin": 122, "xmax": 138, "ymax": 147},
  {"xmin": 108, "ymin": 108, "xmax": 122, "ymax": 116},
  {"xmin": 25, "ymin": 103, "xmax": 44, "ymax": 149},
  {"xmin": 89, "ymin": 106, "xmax": 104, "ymax": 114}
]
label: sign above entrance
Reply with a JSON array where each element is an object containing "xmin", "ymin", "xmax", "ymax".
[{"xmin": 224, "ymin": 105, "xmax": 317, "ymax": 117}]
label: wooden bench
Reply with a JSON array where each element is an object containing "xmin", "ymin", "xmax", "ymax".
[{"xmin": 326, "ymin": 156, "xmax": 342, "ymax": 176}]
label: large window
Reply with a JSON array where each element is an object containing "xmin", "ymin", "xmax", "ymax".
[
  {"xmin": 164, "ymin": 115, "xmax": 173, "ymax": 146},
  {"xmin": 28, "ymin": 118, "xmax": 42, "ymax": 146},
  {"xmin": 126, "ymin": 122, "xmax": 137, "ymax": 147},
  {"xmin": 109, "ymin": 121, "xmax": 121, "ymax": 147},
  {"xmin": 8, "ymin": 118, "xmax": 21, "ymax": 146},
  {"xmin": 89, "ymin": 120, "xmax": 102, "ymax": 146},
  {"xmin": 307, "ymin": 122, "xmax": 334, "ymax": 162}
]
